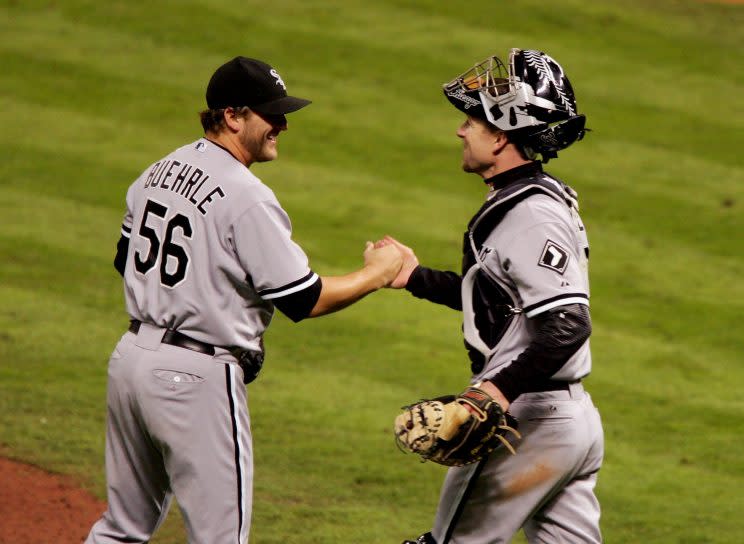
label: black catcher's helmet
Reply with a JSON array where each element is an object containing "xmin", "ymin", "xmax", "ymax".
[{"xmin": 443, "ymin": 49, "xmax": 587, "ymax": 161}]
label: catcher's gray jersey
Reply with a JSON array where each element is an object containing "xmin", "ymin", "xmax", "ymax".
[
  {"xmin": 120, "ymin": 138, "xmax": 316, "ymax": 352},
  {"xmin": 426, "ymin": 172, "xmax": 603, "ymax": 544},
  {"xmin": 463, "ymin": 187, "xmax": 591, "ymax": 384}
]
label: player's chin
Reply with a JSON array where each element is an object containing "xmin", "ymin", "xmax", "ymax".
[
  {"xmin": 461, "ymin": 156, "xmax": 483, "ymax": 174},
  {"xmin": 257, "ymin": 145, "xmax": 279, "ymax": 162}
]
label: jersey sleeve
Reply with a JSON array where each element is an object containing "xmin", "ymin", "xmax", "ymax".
[
  {"xmin": 271, "ymin": 276, "xmax": 322, "ymax": 322},
  {"xmin": 492, "ymin": 217, "xmax": 588, "ymax": 318},
  {"xmin": 114, "ymin": 183, "xmax": 137, "ymax": 276},
  {"xmin": 121, "ymin": 183, "xmax": 136, "ymax": 238},
  {"xmin": 231, "ymin": 199, "xmax": 318, "ymax": 302}
]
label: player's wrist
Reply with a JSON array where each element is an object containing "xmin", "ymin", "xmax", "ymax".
[
  {"xmin": 474, "ymin": 380, "xmax": 510, "ymax": 412},
  {"xmin": 378, "ymin": 266, "xmax": 400, "ymax": 289},
  {"xmin": 358, "ymin": 261, "xmax": 390, "ymax": 290},
  {"xmin": 365, "ymin": 259, "xmax": 402, "ymax": 288},
  {"xmin": 399, "ymin": 264, "xmax": 417, "ymax": 286}
]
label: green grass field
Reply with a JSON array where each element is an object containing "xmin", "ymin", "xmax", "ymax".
[{"xmin": 1, "ymin": 0, "xmax": 743, "ymax": 542}]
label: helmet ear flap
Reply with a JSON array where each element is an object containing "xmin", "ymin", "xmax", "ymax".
[
  {"xmin": 511, "ymin": 115, "xmax": 588, "ymax": 162},
  {"xmin": 546, "ymin": 114, "xmax": 587, "ymax": 148}
]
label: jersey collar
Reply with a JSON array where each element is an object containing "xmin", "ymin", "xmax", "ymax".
[
  {"xmin": 203, "ymin": 137, "xmax": 249, "ymax": 167},
  {"xmin": 484, "ymin": 161, "xmax": 543, "ymax": 191}
]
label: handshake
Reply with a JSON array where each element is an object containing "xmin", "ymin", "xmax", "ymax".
[{"xmin": 364, "ymin": 235, "xmax": 419, "ymax": 289}]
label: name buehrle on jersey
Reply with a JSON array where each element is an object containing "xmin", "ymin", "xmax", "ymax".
[{"xmin": 143, "ymin": 158, "xmax": 225, "ymax": 216}]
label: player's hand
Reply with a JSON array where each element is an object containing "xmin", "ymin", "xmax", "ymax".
[
  {"xmin": 374, "ymin": 236, "xmax": 419, "ymax": 289},
  {"xmin": 364, "ymin": 241, "xmax": 403, "ymax": 287}
]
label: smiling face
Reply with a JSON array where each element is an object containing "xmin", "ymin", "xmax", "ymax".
[{"xmin": 238, "ymin": 110, "xmax": 288, "ymax": 164}]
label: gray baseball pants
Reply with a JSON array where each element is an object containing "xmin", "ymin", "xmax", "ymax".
[
  {"xmin": 433, "ymin": 383, "xmax": 604, "ymax": 543},
  {"xmin": 85, "ymin": 323, "xmax": 252, "ymax": 543}
]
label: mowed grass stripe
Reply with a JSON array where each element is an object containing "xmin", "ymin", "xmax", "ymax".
[{"xmin": 1, "ymin": 188, "xmax": 121, "ymax": 255}]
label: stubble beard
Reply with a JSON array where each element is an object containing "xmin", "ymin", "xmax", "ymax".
[
  {"xmin": 240, "ymin": 129, "xmax": 276, "ymax": 164},
  {"xmin": 462, "ymin": 161, "xmax": 476, "ymax": 173},
  {"xmin": 461, "ymin": 150, "xmax": 480, "ymax": 174}
]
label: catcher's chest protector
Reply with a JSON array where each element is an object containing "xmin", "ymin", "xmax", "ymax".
[{"xmin": 461, "ymin": 174, "xmax": 589, "ymax": 375}]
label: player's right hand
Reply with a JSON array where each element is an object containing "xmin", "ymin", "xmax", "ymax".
[
  {"xmin": 375, "ymin": 235, "xmax": 419, "ymax": 289},
  {"xmin": 364, "ymin": 241, "xmax": 403, "ymax": 287}
]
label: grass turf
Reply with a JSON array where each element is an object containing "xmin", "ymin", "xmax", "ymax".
[{"xmin": 1, "ymin": 0, "xmax": 743, "ymax": 542}]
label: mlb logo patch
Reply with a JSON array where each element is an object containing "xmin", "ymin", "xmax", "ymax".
[
  {"xmin": 538, "ymin": 240, "xmax": 570, "ymax": 274},
  {"xmin": 196, "ymin": 141, "xmax": 207, "ymax": 152}
]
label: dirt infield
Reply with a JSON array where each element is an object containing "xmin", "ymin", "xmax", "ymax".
[{"xmin": 0, "ymin": 457, "xmax": 105, "ymax": 544}]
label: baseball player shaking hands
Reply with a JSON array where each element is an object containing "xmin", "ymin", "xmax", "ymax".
[
  {"xmin": 85, "ymin": 57, "xmax": 401, "ymax": 543},
  {"xmin": 387, "ymin": 50, "xmax": 604, "ymax": 543}
]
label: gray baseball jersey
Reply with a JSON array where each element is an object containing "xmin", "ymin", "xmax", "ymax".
[
  {"xmin": 463, "ymin": 187, "xmax": 591, "ymax": 384},
  {"xmin": 121, "ymin": 137, "xmax": 317, "ymax": 352},
  {"xmin": 87, "ymin": 138, "xmax": 320, "ymax": 544}
]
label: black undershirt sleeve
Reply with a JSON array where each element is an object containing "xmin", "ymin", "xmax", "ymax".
[
  {"xmin": 488, "ymin": 303, "xmax": 592, "ymax": 402},
  {"xmin": 405, "ymin": 265, "xmax": 463, "ymax": 311},
  {"xmin": 114, "ymin": 234, "xmax": 129, "ymax": 277},
  {"xmin": 272, "ymin": 276, "xmax": 323, "ymax": 323}
]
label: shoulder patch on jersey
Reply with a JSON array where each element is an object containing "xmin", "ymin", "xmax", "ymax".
[
  {"xmin": 538, "ymin": 239, "xmax": 570, "ymax": 275},
  {"xmin": 195, "ymin": 141, "xmax": 207, "ymax": 152}
]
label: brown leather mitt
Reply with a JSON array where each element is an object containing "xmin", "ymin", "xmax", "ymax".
[{"xmin": 394, "ymin": 385, "xmax": 521, "ymax": 467}]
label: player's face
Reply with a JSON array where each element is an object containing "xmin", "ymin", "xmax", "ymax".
[
  {"xmin": 238, "ymin": 111, "xmax": 287, "ymax": 163},
  {"xmin": 456, "ymin": 116, "xmax": 499, "ymax": 176}
]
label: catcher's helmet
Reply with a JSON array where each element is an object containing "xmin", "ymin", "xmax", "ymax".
[{"xmin": 443, "ymin": 49, "xmax": 587, "ymax": 161}]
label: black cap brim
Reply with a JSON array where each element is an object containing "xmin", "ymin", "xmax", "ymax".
[{"xmin": 251, "ymin": 95, "xmax": 311, "ymax": 115}]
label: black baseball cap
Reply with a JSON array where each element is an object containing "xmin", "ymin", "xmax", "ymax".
[{"xmin": 206, "ymin": 56, "xmax": 311, "ymax": 114}]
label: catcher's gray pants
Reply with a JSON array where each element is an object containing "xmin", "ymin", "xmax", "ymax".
[
  {"xmin": 85, "ymin": 324, "xmax": 252, "ymax": 543},
  {"xmin": 432, "ymin": 383, "xmax": 604, "ymax": 544}
]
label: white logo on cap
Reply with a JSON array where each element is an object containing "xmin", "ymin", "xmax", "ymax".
[{"xmin": 270, "ymin": 69, "xmax": 286, "ymax": 90}]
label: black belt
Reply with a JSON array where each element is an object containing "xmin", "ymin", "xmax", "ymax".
[
  {"xmin": 128, "ymin": 320, "xmax": 216, "ymax": 356},
  {"xmin": 127, "ymin": 320, "xmax": 264, "ymax": 384}
]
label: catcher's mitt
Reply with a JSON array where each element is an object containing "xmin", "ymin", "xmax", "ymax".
[{"xmin": 394, "ymin": 384, "xmax": 521, "ymax": 467}]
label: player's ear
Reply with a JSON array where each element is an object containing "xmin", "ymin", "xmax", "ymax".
[
  {"xmin": 493, "ymin": 130, "xmax": 509, "ymax": 156},
  {"xmin": 223, "ymin": 107, "xmax": 243, "ymax": 133}
]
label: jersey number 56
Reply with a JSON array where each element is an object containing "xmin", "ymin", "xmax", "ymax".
[{"xmin": 134, "ymin": 199, "xmax": 193, "ymax": 288}]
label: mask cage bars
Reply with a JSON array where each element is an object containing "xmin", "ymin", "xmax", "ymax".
[{"xmin": 444, "ymin": 53, "xmax": 518, "ymax": 102}]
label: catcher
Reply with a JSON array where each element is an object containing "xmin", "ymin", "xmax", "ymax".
[{"xmin": 385, "ymin": 49, "xmax": 604, "ymax": 544}]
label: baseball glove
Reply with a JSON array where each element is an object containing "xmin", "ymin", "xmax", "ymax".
[{"xmin": 394, "ymin": 384, "xmax": 521, "ymax": 467}]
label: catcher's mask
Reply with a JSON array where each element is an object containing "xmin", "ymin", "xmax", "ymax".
[{"xmin": 443, "ymin": 49, "xmax": 587, "ymax": 161}]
